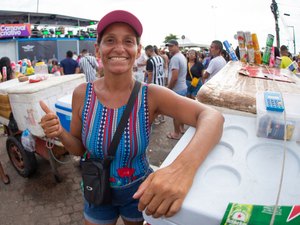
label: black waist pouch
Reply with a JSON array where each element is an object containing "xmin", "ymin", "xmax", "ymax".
[{"xmin": 81, "ymin": 158, "xmax": 112, "ymax": 205}]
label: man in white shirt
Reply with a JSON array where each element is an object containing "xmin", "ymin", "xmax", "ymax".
[
  {"xmin": 203, "ymin": 40, "xmax": 227, "ymax": 82},
  {"xmin": 79, "ymin": 49, "xmax": 99, "ymax": 82},
  {"xmin": 133, "ymin": 51, "xmax": 147, "ymax": 82}
]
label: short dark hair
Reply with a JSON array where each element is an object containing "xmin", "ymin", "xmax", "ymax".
[
  {"xmin": 280, "ymin": 45, "xmax": 288, "ymax": 52},
  {"xmin": 81, "ymin": 49, "xmax": 88, "ymax": 54},
  {"xmin": 145, "ymin": 45, "xmax": 154, "ymax": 52},
  {"xmin": 212, "ymin": 40, "xmax": 223, "ymax": 51},
  {"xmin": 66, "ymin": 50, "xmax": 73, "ymax": 58}
]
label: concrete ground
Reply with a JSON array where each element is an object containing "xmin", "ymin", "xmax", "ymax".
[{"xmin": 0, "ymin": 116, "xmax": 181, "ymax": 225}]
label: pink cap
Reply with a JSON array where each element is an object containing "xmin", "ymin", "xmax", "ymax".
[{"xmin": 96, "ymin": 10, "xmax": 143, "ymax": 37}]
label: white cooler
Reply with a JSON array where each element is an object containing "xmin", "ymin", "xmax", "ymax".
[
  {"xmin": 144, "ymin": 113, "xmax": 300, "ymax": 225},
  {"xmin": 6, "ymin": 74, "xmax": 85, "ymax": 137},
  {"xmin": 55, "ymin": 94, "xmax": 72, "ymax": 132}
]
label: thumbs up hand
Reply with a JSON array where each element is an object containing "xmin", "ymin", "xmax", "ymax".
[{"xmin": 39, "ymin": 100, "xmax": 64, "ymax": 138}]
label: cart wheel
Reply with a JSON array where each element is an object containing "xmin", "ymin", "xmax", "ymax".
[{"xmin": 6, "ymin": 135, "xmax": 37, "ymax": 177}]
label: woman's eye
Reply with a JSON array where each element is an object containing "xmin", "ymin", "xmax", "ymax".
[
  {"xmin": 104, "ymin": 38, "xmax": 114, "ymax": 44},
  {"xmin": 125, "ymin": 39, "xmax": 134, "ymax": 44}
]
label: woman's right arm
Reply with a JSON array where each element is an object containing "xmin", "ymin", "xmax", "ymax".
[{"xmin": 39, "ymin": 83, "xmax": 86, "ymax": 156}]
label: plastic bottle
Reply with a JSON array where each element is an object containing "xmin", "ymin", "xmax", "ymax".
[
  {"xmin": 21, "ymin": 61, "xmax": 27, "ymax": 75},
  {"xmin": 252, "ymin": 33, "xmax": 262, "ymax": 64},
  {"xmin": 223, "ymin": 40, "xmax": 238, "ymax": 61},
  {"xmin": 2, "ymin": 66, "xmax": 7, "ymax": 81},
  {"xmin": 262, "ymin": 34, "xmax": 274, "ymax": 65}
]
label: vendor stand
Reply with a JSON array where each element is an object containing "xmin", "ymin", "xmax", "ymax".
[{"xmin": 144, "ymin": 61, "xmax": 300, "ymax": 225}]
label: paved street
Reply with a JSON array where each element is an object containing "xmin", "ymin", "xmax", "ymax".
[{"xmin": 0, "ymin": 117, "xmax": 180, "ymax": 225}]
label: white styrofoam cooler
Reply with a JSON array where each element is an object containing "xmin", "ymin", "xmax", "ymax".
[
  {"xmin": 0, "ymin": 74, "xmax": 51, "ymax": 125},
  {"xmin": 6, "ymin": 74, "xmax": 85, "ymax": 137},
  {"xmin": 55, "ymin": 94, "xmax": 72, "ymax": 132},
  {"xmin": 144, "ymin": 114, "xmax": 300, "ymax": 225}
]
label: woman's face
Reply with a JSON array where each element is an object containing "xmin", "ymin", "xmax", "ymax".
[
  {"xmin": 96, "ymin": 23, "xmax": 141, "ymax": 75},
  {"xmin": 188, "ymin": 50, "xmax": 196, "ymax": 60}
]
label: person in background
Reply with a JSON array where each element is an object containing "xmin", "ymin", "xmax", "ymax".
[
  {"xmin": 26, "ymin": 60, "xmax": 35, "ymax": 75},
  {"xmin": 133, "ymin": 49, "xmax": 147, "ymax": 82},
  {"xmin": 72, "ymin": 51, "xmax": 79, "ymax": 61},
  {"xmin": 221, "ymin": 49, "xmax": 230, "ymax": 62},
  {"xmin": 166, "ymin": 39, "xmax": 187, "ymax": 140},
  {"xmin": 60, "ymin": 50, "xmax": 80, "ymax": 75},
  {"xmin": 145, "ymin": 45, "xmax": 165, "ymax": 85},
  {"xmin": 203, "ymin": 40, "xmax": 227, "ymax": 82},
  {"xmin": 159, "ymin": 48, "xmax": 169, "ymax": 86},
  {"xmin": 202, "ymin": 50, "xmax": 211, "ymax": 69},
  {"xmin": 274, "ymin": 46, "xmax": 280, "ymax": 58},
  {"xmin": 0, "ymin": 61, "xmax": 11, "ymax": 185},
  {"xmin": 145, "ymin": 45, "xmax": 165, "ymax": 124},
  {"xmin": 79, "ymin": 49, "xmax": 99, "ymax": 82},
  {"xmin": 198, "ymin": 52, "xmax": 205, "ymax": 64},
  {"xmin": 39, "ymin": 10, "xmax": 224, "ymax": 225},
  {"xmin": 279, "ymin": 45, "xmax": 293, "ymax": 69},
  {"xmin": 51, "ymin": 59, "xmax": 61, "ymax": 76},
  {"xmin": 186, "ymin": 49, "xmax": 204, "ymax": 99},
  {"xmin": 235, "ymin": 46, "xmax": 240, "ymax": 60},
  {"xmin": 0, "ymin": 57, "xmax": 13, "ymax": 81},
  {"xmin": 47, "ymin": 59, "xmax": 53, "ymax": 73},
  {"xmin": 0, "ymin": 162, "xmax": 10, "ymax": 185}
]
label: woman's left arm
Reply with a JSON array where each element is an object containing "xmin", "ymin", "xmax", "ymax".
[{"xmin": 133, "ymin": 84, "xmax": 224, "ymax": 218}]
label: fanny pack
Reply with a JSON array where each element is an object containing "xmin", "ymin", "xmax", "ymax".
[{"xmin": 81, "ymin": 80, "xmax": 141, "ymax": 205}]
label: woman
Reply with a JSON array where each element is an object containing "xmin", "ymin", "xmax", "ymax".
[
  {"xmin": 0, "ymin": 57, "xmax": 13, "ymax": 81},
  {"xmin": 40, "ymin": 10, "xmax": 224, "ymax": 225},
  {"xmin": 0, "ymin": 58, "xmax": 11, "ymax": 184},
  {"xmin": 186, "ymin": 50, "xmax": 204, "ymax": 99}
]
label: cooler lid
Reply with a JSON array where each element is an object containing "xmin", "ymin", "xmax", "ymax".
[
  {"xmin": 0, "ymin": 76, "xmax": 30, "ymax": 94},
  {"xmin": 55, "ymin": 94, "xmax": 72, "ymax": 110},
  {"xmin": 5, "ymin": 74, "xmax": 85, "ymax": 94}
]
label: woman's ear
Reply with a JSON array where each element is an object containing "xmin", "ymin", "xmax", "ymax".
[
  {"xmin": 94, "ymin": 43, "xmax": 100, "ymax": 58},
  {"xmin": 136, "ymin": 44, "xmax": 142, "ymax": 59}
]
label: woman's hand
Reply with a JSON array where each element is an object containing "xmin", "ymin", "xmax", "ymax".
[
  {"xmin": 133, "ymin": 165, "xmax": 194, "ymax": 218},
  {"xmin": 39, "ymin": 101, "xmax": 64, "ymax": 138}
]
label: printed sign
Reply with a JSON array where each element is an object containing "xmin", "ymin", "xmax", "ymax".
[
  {"xmin": 18, "ymin": 40, "xmax": 57, "ymax": 61},
  {"xmin": 221, "ymin": 203, "xmax": 300, "ymax": 225},
  {"xmin": 0, "ymin": 24, "xmax": 31, "ymax": 38}
]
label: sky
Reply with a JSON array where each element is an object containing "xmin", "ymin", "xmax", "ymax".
[{"xmin": 1, "ymin": 0, "xmax": 300, "ymax": 54}]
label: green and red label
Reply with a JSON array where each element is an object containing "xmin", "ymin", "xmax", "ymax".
[{"xmin": 221, "ymin": 203, "xmax": 300, "ymax": 225}]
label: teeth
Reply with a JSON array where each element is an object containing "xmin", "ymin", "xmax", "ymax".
[{"xmin": 110, "ymin": 57, "xmax": 127, "ymax": 61}]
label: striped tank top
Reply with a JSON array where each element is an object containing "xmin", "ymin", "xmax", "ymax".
[{"xmin": 82, "ymin": 82, "xmax": 150, "ymax": 187}]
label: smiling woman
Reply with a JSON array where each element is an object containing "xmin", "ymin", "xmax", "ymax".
[{"xmin": 39, "ymin": 9, "xmax": 224, "ymax": 225}]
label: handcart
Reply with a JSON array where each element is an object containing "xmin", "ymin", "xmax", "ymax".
[
  {"xmin": 4, "ymin": 119, "xmax": 68, "ymax": 182},
  {"xmin": 0, "ymin": 73, "xmax": 85, "ymax": 182}
]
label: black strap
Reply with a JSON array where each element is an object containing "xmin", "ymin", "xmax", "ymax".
[
  {"xmin": 84, "ymin": 56, "xmax": 95, "ymax": 69},
  {"xmin": 107, "ymin": 80, "xmax": 141, "ymax": 159}
]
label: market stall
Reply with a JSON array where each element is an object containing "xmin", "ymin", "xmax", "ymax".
[{"xmin": 145, "ymin": 52, "xmax": 300, "ymax": 223}]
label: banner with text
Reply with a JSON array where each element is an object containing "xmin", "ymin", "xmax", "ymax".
[{"xmin": 0, "ymin": 24, "xmax": 31, "ymax": 39}]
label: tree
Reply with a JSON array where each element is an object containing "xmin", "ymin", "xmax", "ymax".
[{"xmin": 164, "ymin": 34, "xmax": 178, "ymax": 44}]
